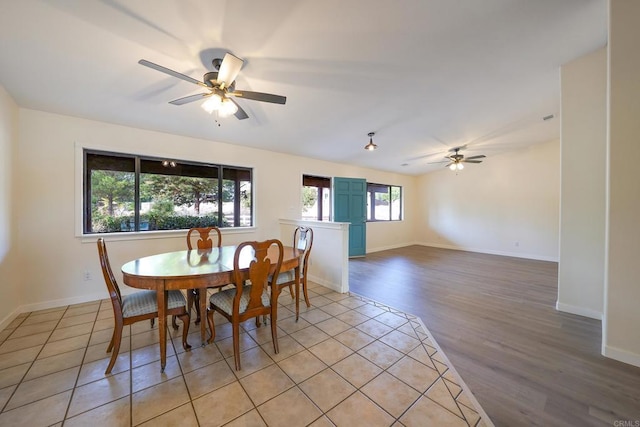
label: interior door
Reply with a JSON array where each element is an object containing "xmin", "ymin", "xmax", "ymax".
[{"xmin": 333, "ymin": 177, "xmax": 366, "ymax": 257}]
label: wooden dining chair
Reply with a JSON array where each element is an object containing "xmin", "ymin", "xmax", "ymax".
[
  {"xmin": 150, "ymin": 226, "xmax": 222, "ymax": 329},
  {"xmin": 97, "ymin": 238, "xmax": 191, "ymax": 374},
  {"xmin": 206, "ymin": 239, "xmax": 284, "ymax": 370},
  {"xmin": 187, "ymin": 226, "xmax": 222, "ymax": 324},
  {"xmin": 269, "ymin": 226, "xmax": 314, "ymax": 320}
]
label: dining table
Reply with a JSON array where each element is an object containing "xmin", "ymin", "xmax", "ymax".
[{"xmin": 121, "ymin": 244, "xmax": 302, "ymax": 371}]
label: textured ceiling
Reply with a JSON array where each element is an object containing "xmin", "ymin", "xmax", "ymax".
[{"xmin": 0, "ymin": 0, "xmax": 607, "ymax": 175}]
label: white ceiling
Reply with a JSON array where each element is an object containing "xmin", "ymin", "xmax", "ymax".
[{"xmin": 0, "ymin": 0, "xmax": 607, "ymax": 175}]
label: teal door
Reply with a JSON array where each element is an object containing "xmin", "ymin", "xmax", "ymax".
[{"xmin": 334, "ymin": 177, "xmax": 366, "ymax": 257}]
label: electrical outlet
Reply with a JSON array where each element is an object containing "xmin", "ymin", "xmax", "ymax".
[{"xmin": 83, "ymin": 270, "xmax": 92, "ymax": 281}]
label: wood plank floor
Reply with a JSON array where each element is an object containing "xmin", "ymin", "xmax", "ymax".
[{"xmin": 349, "ymin": 245, "xmax": 640, "ymax": 427}]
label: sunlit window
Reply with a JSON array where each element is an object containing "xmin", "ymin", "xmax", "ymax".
[
  {"xmin": 302, "ymin": 175, "xmax": 331, "ymax": 221},
  {"xmin": 366, "ymin": 183, "xmax": 402, "ymax": 221},
  {"xmin": 84, "ymin": 150, "xmax": 252, "ymax": 233}
]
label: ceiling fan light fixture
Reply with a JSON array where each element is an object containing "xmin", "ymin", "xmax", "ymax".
[
  {"xmin": 219, "ymin": 98, "xmax": 238, "ymax": 117},
  {"xmin": 201, "ymin": 94, "xmax": 222, "ymax": 114},
  {"xmin": 365, "ymin": 132, "xmax": 378, "ymax": 151},
  {"xmin": 449, "ymin": 161, "xmax": 464, "ymax": 171},
  {"xmin": 139, "ymin": 56, "xmax": 286, "ymax": 121}
]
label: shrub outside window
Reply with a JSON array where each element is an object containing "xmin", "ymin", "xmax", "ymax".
[
  {"xmin": 84, "ymin": 150, "xmax": 252, "ymax": 233},
  {"xmin": 366, "ymin": 183, "xmax": 402, "ymax": 221}
]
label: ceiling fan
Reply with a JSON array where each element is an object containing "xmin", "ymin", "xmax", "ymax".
[
  {"xmin": 138, "ymin": 53, "xmax": 286, "ymax": 120},
  {"xmin": 434, "ymin": 146, "xmax": 486, "ymax": 171}
]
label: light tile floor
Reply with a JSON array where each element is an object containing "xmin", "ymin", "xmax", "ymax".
[{"xmin": 0, "ymin": 283, "xmax": 492, "ymax": 426}]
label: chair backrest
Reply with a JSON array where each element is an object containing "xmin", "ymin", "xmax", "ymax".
[
  {"xmin": 187, "ymin": 227, "xmax": 222, "ymax": 250},
  {"xmin": 294, "ymin": 226, "xmax": 314, "ymax": 276},
  {"xmin": 96, "ymin": 238, "xmax": 123, "ymax": 314},
  {"xmin": 233, "ymin": 239, "xmax": 284, "ymax": 316}
]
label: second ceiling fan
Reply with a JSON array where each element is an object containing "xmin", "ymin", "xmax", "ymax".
[
  {"xmin": 139, "ymin": 53, "xmax": 286, "ymax": 120},
  {"xmin": 439, "ymin": 146, "xmax": 486, "ymax": 171}
]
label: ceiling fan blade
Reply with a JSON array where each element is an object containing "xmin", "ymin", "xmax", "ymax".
[
  {"xmin": 230, "ymin": 98, "xmax": 249, "ymax": 120},
  {"xmin": 217, "ymin": 53, "xmax": 244, "ymax": 88},
  {"xmin": 444, "ymin": 162, "xmax": 454, "ymax": 168},
  {"xmin": 464, "ymin": 155, "xmax": 487, "ymax": 160},
  {"xmin": 169, "ymin": 93, "xmax": 210, "ymax": 105},
  {"xmin": 231, "ymin": 90, "xmax": 287, "ymax": 105},
  {"xmin": 463, "ymin": 160, "xmax": 483, "ymax": 163},
  {"xmin": 139, "ymin": 59, "xmax": 206, "ymax": 87},
  {"xmin": 427, "ymin": 160, "xmax": 449, "ymax": 164}
]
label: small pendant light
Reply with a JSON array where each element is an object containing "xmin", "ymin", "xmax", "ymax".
[{"xmin": 364, "ymin": 132, "xmax": 378, "ymax": 151}]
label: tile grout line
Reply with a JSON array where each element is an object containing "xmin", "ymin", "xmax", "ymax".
[
  {"xmin": 0, "ymin": 305, "xmax": 75, "ymax": 416},
  {"xmin": 351, "ymin": 291, "xmax": 492, "ymax": 426},
  {"xmin": 287, "ymin": 293, "xmax": 469, "ymax": 425},
  {"xmin": 60, "ymin": 302, "xmax": 102, "ymax": 424},
  {"xmin": 128, "ymin": 310, "xmax": 133, "ymax": 427},
  {"xmin": 1, "ymin": 286, "xmax": 490, "ymax": 426},
  {"xmin": 139, "ymin": 313, "xmax": 199, "ymax": 427}
]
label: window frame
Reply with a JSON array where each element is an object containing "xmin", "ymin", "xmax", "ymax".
[
  {"xmin": 366, "ymin": 182, "xmax": 403, "ymax": 222},
  {"xmin": 302, "ymin": 174, "xmax": 332, "ymax": 221},
  {"xmin": 82, "ymin": 148, "xmax": 253, "ymax": 235}
]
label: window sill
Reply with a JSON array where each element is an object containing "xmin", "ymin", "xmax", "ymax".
[{"xmin": 79, "ymin": 227, "xmax": 257, "ymax": 244}]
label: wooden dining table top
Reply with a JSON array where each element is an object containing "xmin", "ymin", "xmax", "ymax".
[{"xmin": 122, "ymin": 245, "xmax": 301, "ymax": 283}]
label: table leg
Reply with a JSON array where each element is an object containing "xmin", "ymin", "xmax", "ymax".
[
  {"xmin": 199, "ymin": 287, "xmax": 207, "ymax": 346},
  {"xmin": 157, "ymin": 287, "xmax": 167, "ymax": 372}
]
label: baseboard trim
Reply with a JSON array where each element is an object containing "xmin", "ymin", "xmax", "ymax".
[
  {"xmin": 0, "ymin": 306, "xmax": 23, "ymax": 331},
  {"xmin": 556, "ymin": 302, "xmax": 603, "ymax": 320},
  {"xmin": 307, "ymin": 274, "xmax": 342, "ymax": 293},
  {"xmin": 418, "ymin": 242, "xmax": 558, "ymax": 262},
  {"xmin": 1, "ymin": 293, "xmax": 107, "ymax": 331},
  {"xmin": 367, "ymin": 242, "xmax": 421, "ymax": 254},
  {"xmin": 602, "ymin": 345, "xmax": 640, "ymax": 368},
  {"xmin": 19, "ymin": 292, "xmax": 108, "ymax": 315}
]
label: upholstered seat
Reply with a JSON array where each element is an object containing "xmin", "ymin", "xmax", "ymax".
[
  {"xmin": 269, "ymin": 270, "xmax": 295, "ymax": 285},
  {"xmin": 122, "ymin": 289, "xmax": 189, "ymax": 318},
  {"xmin": 209, "ymin": 286, "xmax": 271, "ymax": 315}
]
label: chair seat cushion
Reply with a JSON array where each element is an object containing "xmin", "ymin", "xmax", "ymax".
[
  {"xmin": 210, "ymin": 286, "xmax": 270, "ymax": 315},
  {"xmin": 121, "ymin": 289, "xmax": 186, "ymax": 318},
  {"xmin": 268, "ymin": 269, "xmax": 296, "ymax": 285}
]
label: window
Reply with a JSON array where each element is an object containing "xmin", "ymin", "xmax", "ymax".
[
  {"xmin": 367, "ymin": 183, "xmax": 402, "ymax": 221},
  {"xmin": 84, "ymin": 150, "xmax": 252, "ymax": 233},
  {"xmin": 302, "ymin": 175, "xmax": 331, "ymax": 221}
]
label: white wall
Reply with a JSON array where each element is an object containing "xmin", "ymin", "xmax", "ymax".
[
  {"xmin": 416, "ymin": 139, "xmax": 560, "ymax": 261},
  {"xmin": 603, "ymin": 0, "xmax": 640, "ymax": 367},
  {"xmin": 14, "ymin": 109, "xmax": 418, "ymax": 311},
  {"xmin": 0, "ymin": 87, "xmax": 21, "ymax": 328},
  {"xmin": 280, "ymin": 219, "xmax": 349, "ymax": 293},
  {"xmin": 557, "ymin": 47, "xmax": 607, "ymax": 320}
]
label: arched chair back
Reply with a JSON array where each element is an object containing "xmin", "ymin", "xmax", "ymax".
[
  {"xmin": 268, "ymin": 226, "xmax": 314, "ymax": 320},
  {"xmin": 97, "ymin": 237, "xmax": 123, "ymax": 316},
  {"xmin": 187, "ymin": 227, "xmax": 222, "ymax": 250},
  {"xmin": 185, "ymin": 226, "xmax": 223, "ymax": 324},
  {"xmin": 294, "ymin": 226, "xmax": 314, "ymax": 282}
]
